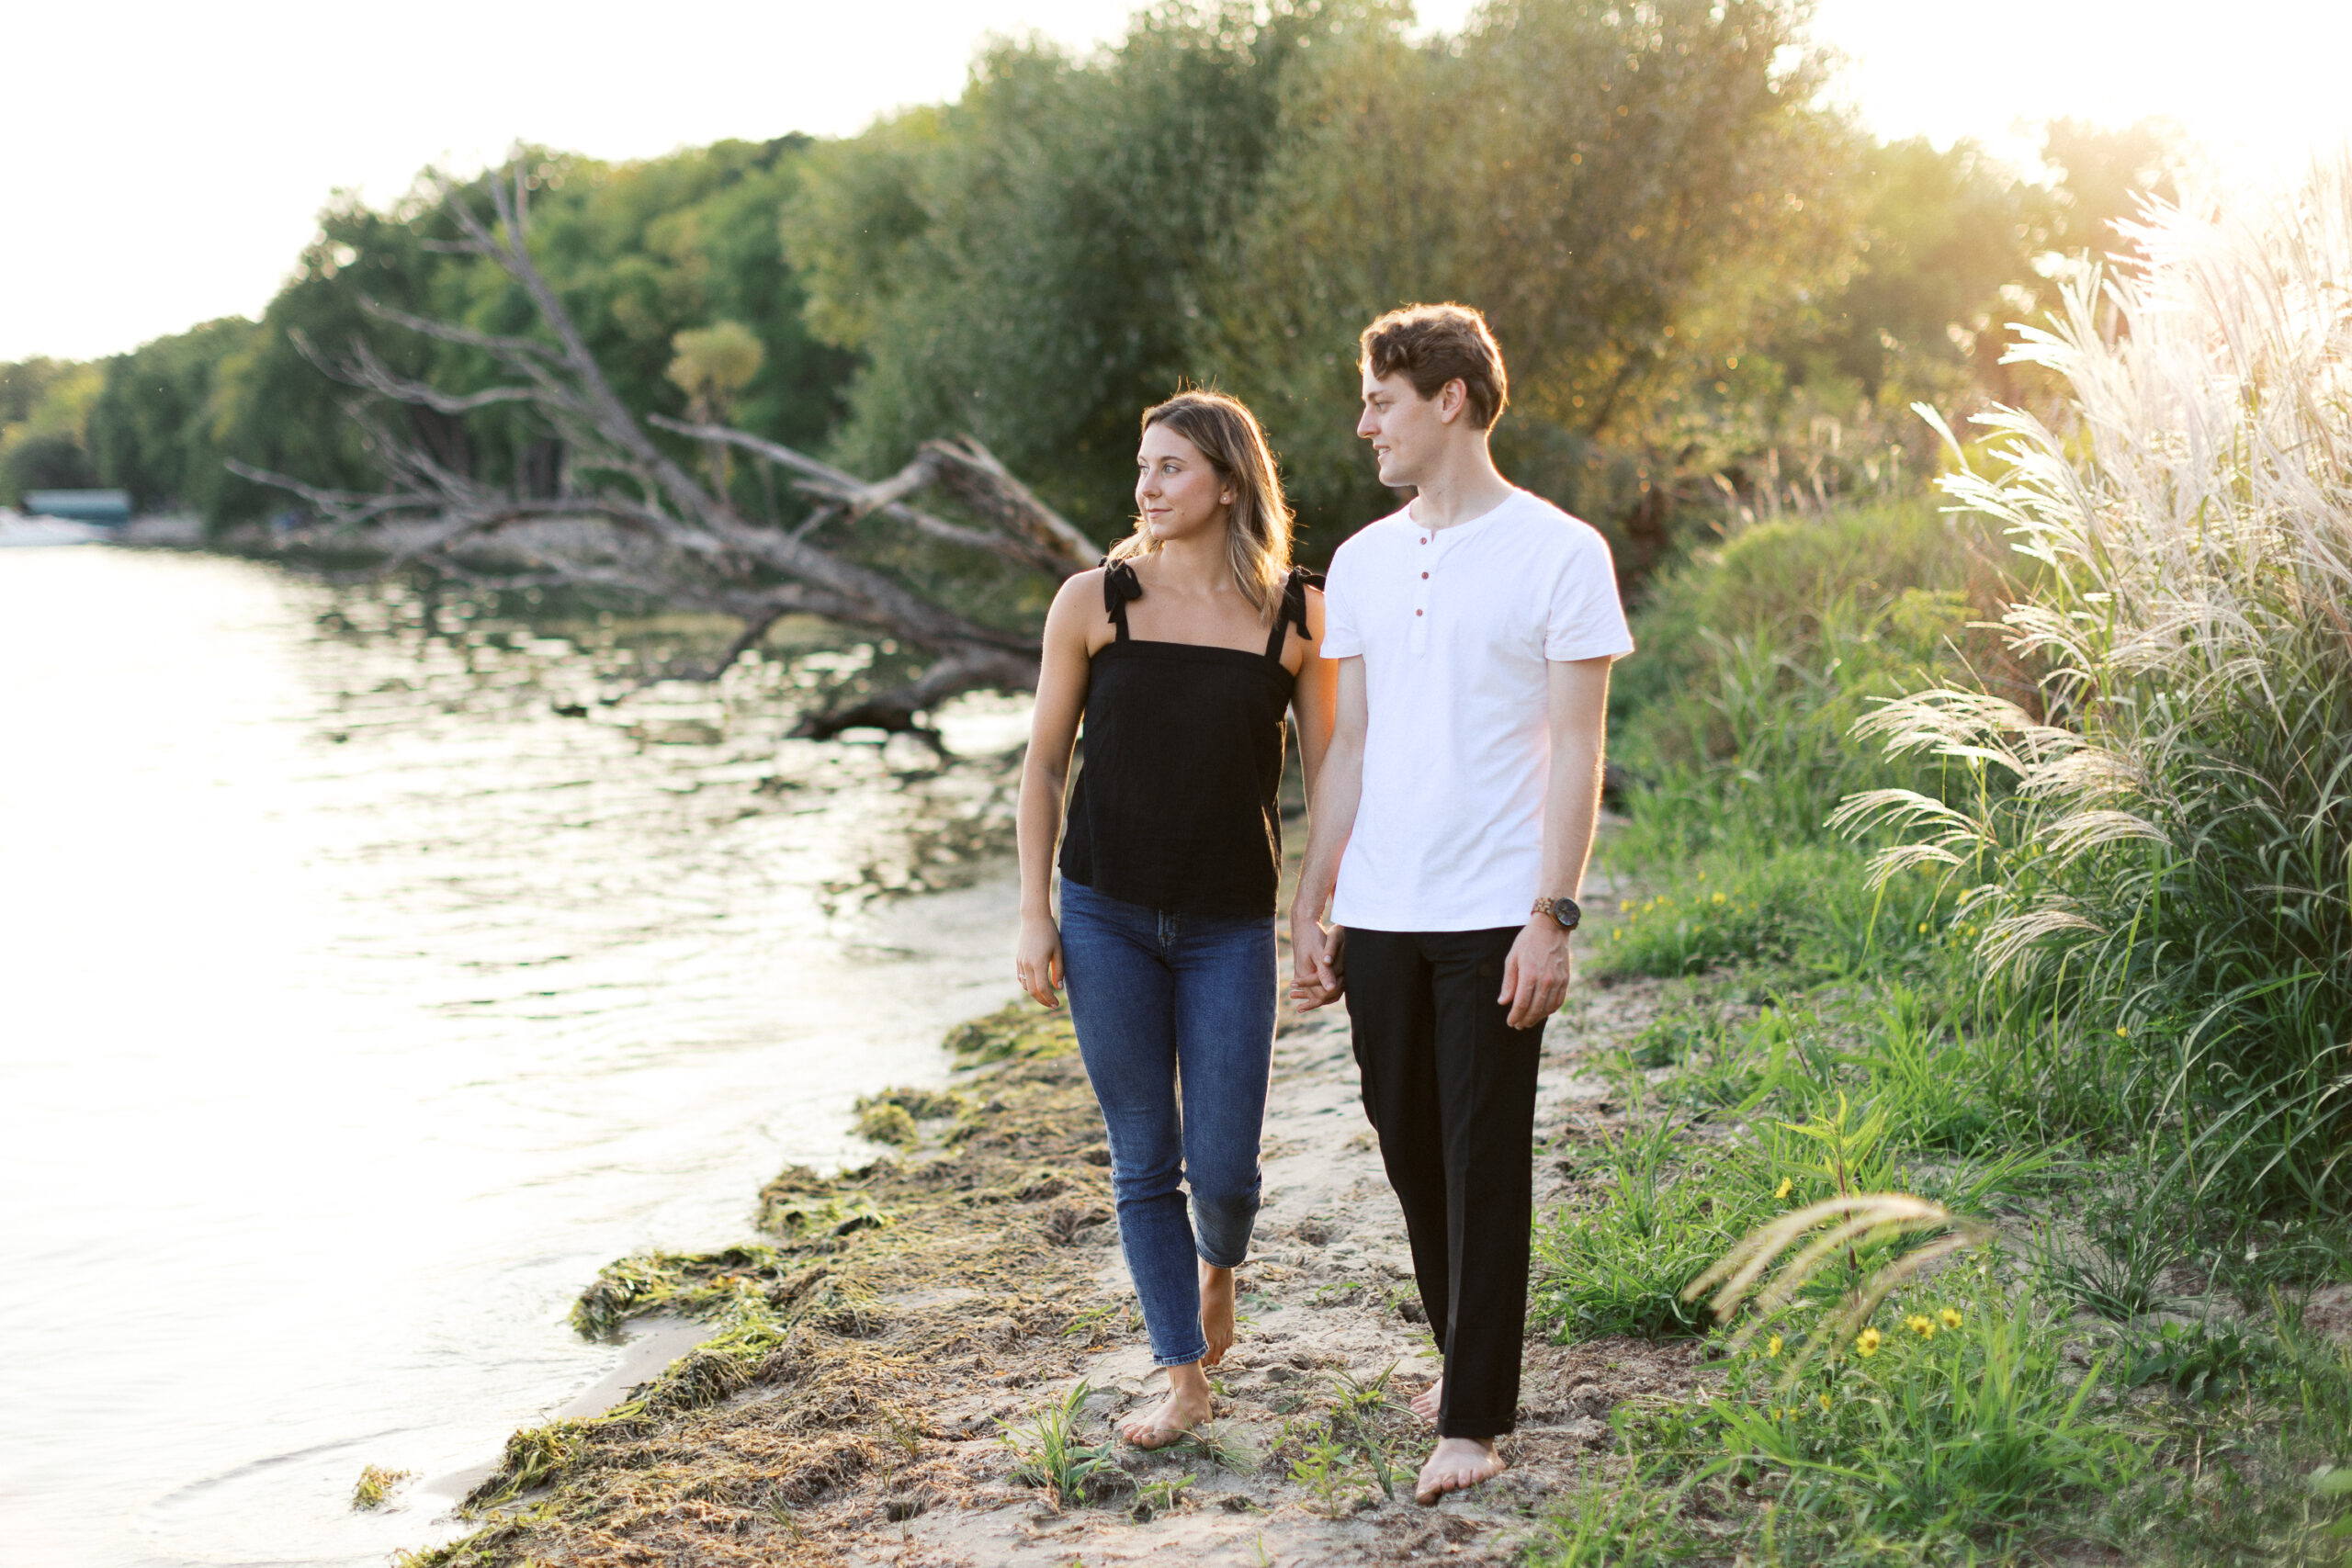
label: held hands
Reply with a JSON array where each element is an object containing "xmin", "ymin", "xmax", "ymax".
[
  {"xmin": 1289, "ymin": 917, "xmax": 1346, "ymax": 1010},
  {"xmin": 1498, "ymin": 918, "xmax": 1574, "ymax": 1030},
  {"xmin": 1016, "ymin": 914, "xmax": 1065, "ymax": 1009}
]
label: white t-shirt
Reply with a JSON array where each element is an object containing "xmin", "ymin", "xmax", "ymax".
[{"xmin": 1320, "ymin": 488, "xmax": 1634, "ymax": 932}]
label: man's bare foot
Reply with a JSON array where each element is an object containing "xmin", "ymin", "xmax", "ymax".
[
  {"xmin": 1117, "ymin": 1364, "xmax": 1213, "ymax": 1450},
  {"xmin": 1415, "ymin": 1436, "xmax": 1505, "ymax": 1505},
  {"xmin": 1199, "ymin": 1260, "xmax": 1237, "ymax": 1368},
  {"xmin": 1410, "ymin": 1375, "xmax": 1442, "ymax": 1422}
]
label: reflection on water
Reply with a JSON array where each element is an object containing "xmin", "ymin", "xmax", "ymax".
[{"xmin": 0, "ymin": 549, "xmax": 1029, "ymax": 1566}]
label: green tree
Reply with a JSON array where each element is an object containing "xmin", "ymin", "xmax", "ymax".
[
  {"xmin": 205, "ymin": 139, "xmax": 853, "ymax": 529},
  {"xmin": 793, "ymin": 1, "xmax": 1323, "ymax": 531},
  {"xmin": 0, "ymin": 359, "xmax": 103, "ymax": 505},
  {"xmin": 1207, "ymin": 0, "xmax": 1853, "ymax": 558},
  {"xmin": 793, "ymin": 0, "xmax": 1854, "ymax": 562},
  {"xmin": 87, "ymin": 318, "xmax": 260, "ymax": 515}
]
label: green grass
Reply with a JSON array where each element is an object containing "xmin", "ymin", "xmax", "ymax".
[
  {"xmin": 1534, "ymin": 387, "xmax": 2352, "ymax": 1557},
  {"xmin": 1533, "ymin": 1118, "xmax": 1782, "ymax": 1340}
]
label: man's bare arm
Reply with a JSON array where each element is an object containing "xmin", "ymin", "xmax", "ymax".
[{"xmin": 1497, "ymin": 656, "xmax": 1612, "ymax": 1029}]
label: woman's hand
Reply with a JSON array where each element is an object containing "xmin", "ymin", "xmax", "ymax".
[
  {"xmin": 1016, "ymin": 914, "xmax": 1065, "ymax": 1009},
  {"xmin": 1289, "ymin": 918, "xmax": 1345, "ymax": 1010}
]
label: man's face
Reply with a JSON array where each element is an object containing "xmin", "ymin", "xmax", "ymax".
[{"xmin": 1356, "ymin": 366, "xmax": 1456, "ymax": 489}]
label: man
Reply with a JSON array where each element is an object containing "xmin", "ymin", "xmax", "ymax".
[{"xmin": 1290, "ymin": 302, "xmax": 1632, "ymax": 1505}]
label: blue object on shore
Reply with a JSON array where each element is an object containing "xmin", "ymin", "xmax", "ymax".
[{"xmin": 24, "ymin": 489, "xmax": 131, "ymax": 525}]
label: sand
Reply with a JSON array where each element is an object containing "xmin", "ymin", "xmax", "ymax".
[{"xmin": 413, "ymin": 961, "xmax": 1695, "ymax": 1568}]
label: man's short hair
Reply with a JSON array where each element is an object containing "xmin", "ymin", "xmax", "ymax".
[{"xmin": 1360, "ymin": 303, "xmax": 1509, "ymax": 431}]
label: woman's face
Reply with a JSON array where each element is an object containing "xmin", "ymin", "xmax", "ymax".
[{"xmin": 1135, "ymin": 423, "xmax": 1233, "ymax": 545}]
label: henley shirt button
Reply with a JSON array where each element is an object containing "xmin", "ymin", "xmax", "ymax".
[
  {"xmin": 1415, "ymin": 608, "xmax": 1423, "ymax": 616},
  {"xmin": 1420, "ymin": 571, "xmax": 1429, "ymax": 579}
]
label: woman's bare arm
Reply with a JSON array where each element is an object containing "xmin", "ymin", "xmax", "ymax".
[
  {"xmin": 1013, "ymin": 570, "xmax": 1102, "ymax": 1007},
  {"xmin": 1289, "ymin": 656, "xmax": 1365, "ymax": 1008}
]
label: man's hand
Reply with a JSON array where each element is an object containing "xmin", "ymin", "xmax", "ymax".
[
  {"xmin": 1498, "ymin": 919, "xmax": 1573, "ymax": 1031},
  {"xmin": 1290, "ymin": 917, "xmax": 1347, "ymax": 1010}
]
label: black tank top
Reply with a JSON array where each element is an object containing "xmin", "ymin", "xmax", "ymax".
[{"xmin": 1058, "ymin": 559, "xmax": 1320, "ymax": 918}]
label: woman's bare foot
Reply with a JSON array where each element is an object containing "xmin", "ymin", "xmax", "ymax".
[
  {"xmin": 1199, "ymin": 1260, "xmax": 1238, "ymax": 1368},
  {"xmin": 1414, "ymin": 1436, "xmax": 1505, "ymax": 1504},
  {"xmin": 1410, "ymin": 1375, "xmax": 1442, "ymax": 1422},
  {"xmin": 1116, "ymin": 1363, "xmax": 1213, "ymax": 1450}
]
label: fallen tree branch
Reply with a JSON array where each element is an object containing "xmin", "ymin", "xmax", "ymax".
[{"xmin": 231, "ymin": 152, "xmax": 1096, "ymax": 731}]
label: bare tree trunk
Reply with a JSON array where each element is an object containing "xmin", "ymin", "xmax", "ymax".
[{"xmin": 231, "ymin": 155, "xmax": 1096, "ymax": 733}]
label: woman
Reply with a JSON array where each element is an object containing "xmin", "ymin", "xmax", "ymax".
[{"xmin": 1014, "ymin": 389, "xmax": 1334, "ymax": 1448}]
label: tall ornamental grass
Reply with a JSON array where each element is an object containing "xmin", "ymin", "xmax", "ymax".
[{"xmin": 1837, "ymin": 155, "xmax": 2352, "ymax": 1215}]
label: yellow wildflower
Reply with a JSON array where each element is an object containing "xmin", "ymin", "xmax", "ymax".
[
  {"xmin": 1818, "ymin": 1392, "xmax": 1832, "ymax": 1413},
  {"xmin": 2115, "ymin": 1023, "xmax": 2129, "ymax": 1037},
  {"xmin": 1939, "ymin": 1308, "xmax": 1962, "ymax": 1331},
  {"xmin": 1712, "ymin": 891, "xmax": 1726, "ymax": 904},
  {"xmin": 1905, "ymin": 1313, "xmax": 1935, "ymax": 1338},
  {"xmin": 1774, "ymin": 1177, "xmax": 1793, "ymax": 1200},
  {"xmin": 1766, "ymin": 1334, "xmax": 1783, "ymax": 1359},
  {"xmin": 1855, "ymin": 1326, "xmax": 1882, "ymax": 1358},
  {"xmin": 1917, "ymin": 921, "xmax": 1929, "ymax": 934}
]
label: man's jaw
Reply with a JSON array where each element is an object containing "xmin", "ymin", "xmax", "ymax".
[{"xmin": 1374, "ymin": 448, "xmax": 1419, "ymax": 491}]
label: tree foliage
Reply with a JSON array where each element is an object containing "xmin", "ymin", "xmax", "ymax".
[
  {"xmin": 29, "ymin": 0, "xmax": 2188, "ymax": 589},
  {"xmin": 791, "ymin": 0, "xmax": 1858, "ymax": 558}
]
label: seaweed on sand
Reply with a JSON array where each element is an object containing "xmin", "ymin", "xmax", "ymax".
[{"xmin": 408, "ymin": 1021, "xmax": 1117, "ymax": 1567}]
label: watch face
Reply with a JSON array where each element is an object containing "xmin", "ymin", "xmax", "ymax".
[{"xmin": 1552, "ymin": 897, "xmax": 1581, "ymax": 930}]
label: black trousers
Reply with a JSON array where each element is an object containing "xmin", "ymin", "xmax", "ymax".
[{"xmin": 1346, "ymin": 925, "xmax": 1544, "ymax": 1439}]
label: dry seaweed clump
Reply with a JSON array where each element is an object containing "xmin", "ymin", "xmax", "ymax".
[
  {"xmin": 943, "ymin": 1001, "xmax": 1079, "ymax": 1066},
  {"xmin": 402, "ymin": 1031, "xmax": 1117, "ymax": 1568},
  {"xmin": 355, "ymin": 1464, "xmax": 413, "ymax": 1509},
  {"xmin": 852, "ymin": 1084, "xmax": 970, "ymax": 1147}
]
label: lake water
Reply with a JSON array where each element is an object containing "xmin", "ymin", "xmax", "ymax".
[{"xmin": 0, "ymin": 547, "xmax": 1029, "ymax": 1565}]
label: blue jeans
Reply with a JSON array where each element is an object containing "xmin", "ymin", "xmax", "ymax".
[{"xmin": 1057, "ymin": 876, "xmax": 1275, "ymax": 1368}]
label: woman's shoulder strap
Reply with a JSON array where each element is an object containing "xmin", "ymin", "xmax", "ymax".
[
  {"xmin": 1102, "ymin": 557, "xmax": 1142, "ymax": 639},
  {"xmin": 1283, "ymin": 566, "xmax": 1325, "ymax": 633},
  {"xmin": 1266, "ymin": 566, "xmax": 1326, "ymax": 660}
]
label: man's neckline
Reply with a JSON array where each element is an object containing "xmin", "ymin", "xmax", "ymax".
[{"xmin": 1406, "ymin": 487, "xmax": 1521, "ymax": 539}]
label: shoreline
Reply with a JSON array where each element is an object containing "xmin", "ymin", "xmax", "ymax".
[{"xmin": 400, "ymin": 927, "xmax": 1690, "ymax": 1567}]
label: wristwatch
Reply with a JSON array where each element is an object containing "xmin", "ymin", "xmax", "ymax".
[{"xmin": 1532, "ymin": 896, "xmax": 1582, "ymax": 931}]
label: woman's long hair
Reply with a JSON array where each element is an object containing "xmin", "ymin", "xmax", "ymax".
[{"xmin": 1109, "ymin": 389, "xmax": 1293, "ymax": 617}]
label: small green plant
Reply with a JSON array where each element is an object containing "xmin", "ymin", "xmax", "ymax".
[
  {"xmin": 2030, "ymin": 1215, "xmax": 2180, "ymax": 1322},
  {"xmin": 1128, "ymin": 1472, "xmax": 1194, "ymax": 1521},
  {"xmin": 762, "ymin": 1496, "xmax": 806, "ymax": 1540},
  {"xmin": 1288, "ymin": 1427, "xmax": 1372, "ymax": 1517},
  {"xmin": 1329, "ymin": 1364, "xmax": 1409, "ymax": 1498},
  {"xmin": 352, "ymin": 1464, "xmax": 413, "ymax": 1510},
  {"xmin": 2115, "ymin": 1318, "xmax": 2266, "ymax": 1406},
  {"xmin": 1174, "ymin": 1420, "xmax": 1259, "ymax": 1476},
  {"xmin": 1001, "ymin": 1381, "xmax": 1122, "ymax": 1509},
  {"xmin": 1060, "ymin": 1300, "xmax": 1134, "ymax": 1341}
]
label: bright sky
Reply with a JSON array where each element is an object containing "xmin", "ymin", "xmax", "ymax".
[{"xmin": 5, "ymin": 0, "xmax": 2346, "ymax": 364}]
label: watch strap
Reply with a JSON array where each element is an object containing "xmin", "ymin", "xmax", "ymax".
[{"xmin": 1533, "ymin": 896, "xmax": 1582, "ymax": 931}]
